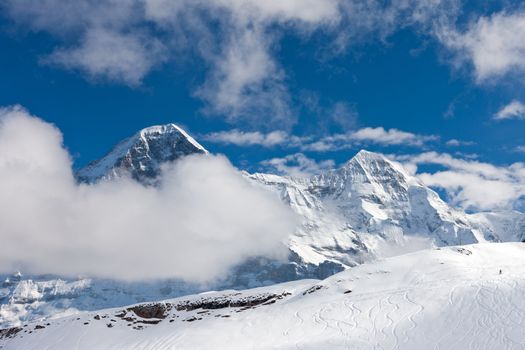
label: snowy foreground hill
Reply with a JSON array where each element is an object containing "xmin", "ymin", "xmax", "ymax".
[
  {"xmin": 2, "ymin": 123, "xmax": 525, "ymax": 329},
  {"xmin": 2, "ymin": 243, "xmax": 525, "ymax": 350}
]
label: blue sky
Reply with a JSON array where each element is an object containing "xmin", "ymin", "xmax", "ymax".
[{"xmin": 1, "ymin": 0, "xmax": 525, "ymax": 211}]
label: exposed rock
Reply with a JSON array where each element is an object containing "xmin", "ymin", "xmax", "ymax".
[
  {"xmin": 303, "ymin": 285, "xmax": 323, "ymax": 295},
  {"xmin": 175, "ymin": 292, "xmax": 291, "ymax": 312},
  {"xmin": 128, "ymin": 303, "xmax": 169, "ymax": 319},
  {"xmin": 0, "ymin": 327, "xmax": 21, "ymax": 339}
]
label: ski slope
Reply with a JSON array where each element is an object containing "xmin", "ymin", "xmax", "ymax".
[{"xmin": 2, "ymin": 242, "xmax": 525, "ymax": 350}]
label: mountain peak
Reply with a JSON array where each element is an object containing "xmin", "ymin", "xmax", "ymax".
[
  {"xmin": 354, "ymin": 149, "xmax": 383, "ymax": 158},
  {"xmin": 77, "ymin": 123, "xmax": 207, "ymax": 184},
  {"xmin": 354, "ymin": 149, "xmax": 388, "ymax": 160},
  {"xmin": 344, "ymin": 149, "xmax": 412, "ymax": 180},
  {"xmin": 349, "ymin": 149, "xmax": 388, "ymax": 167},
  {"xmin": 137, "ymin": 123, "xmax": 207, "ymax": 153},
  {"xmin": 349, "ymin": 149, "xmax": 394, "ymax": 165},
  {"xmin": 307, "ymin": 149, "xmax": 420, "ymax": 207}
]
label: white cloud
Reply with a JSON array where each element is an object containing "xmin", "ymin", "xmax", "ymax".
[
  {"xmin": 302, "ymin": 127, "xmax": 438, "ymax": 151},
  {"xmin": 333, "ymin": 0, "xmax": 459, "ymax": 51},
  {"xmin": 3, "ymin": 0, "xmax": 465, "ymax": 126},
  {"xmin": 260, "ymin": 153, "xmax": 335, "ymax": 177},
  {"xmin": 17, "ymin": 0, "xmax": 525, "ymax": 129},
  {"xmin": 3, "ymin": 0, "xmax": 340, "ymax": 125},
  {"xmin": 45, "ymin": 27, "xmax": 167, "ymax": 86},
  {"xmin": 210, "ymin": 0, "xmax": 340, "ymax": 24},
  {"xmin": 4, "ymin": 0, "xmax": 157, "ymax": 86},
  {"xmin": 204, "ymin": 126, "xmax": 437, "ymax": 151},
  {"xmin": 144, "ymin": 0, "xmax": 339, "ymax": 29},
  {"xmin": 0, "ymin": 106, "xmax": 298, "ymax": 282},
  {"xmin": 446, "ymin": 139, "xmax": 475, "ymax": 147},
  {"xmin": 438, "ymin": 10, "xmax": 525, "ymax": 83},
  {"xmin": 194, "ymin": 26, "xmax": 293, "ymax": 125},
  {"xmin": 397, "ymin": 152, "xmax": 525, "ymax": 211},
  {"xmin": 494, "ymin": 100, "xmax": 525, "ymax": 120},
  {"xmin": 349, "ymin": 127, "xmax": 437, "ymax": 146},
  {"xmin": 203, "ymin": 129, "xmax": 291, "ymax": 147},
  {"xmin": 189, "ymin": 0, "xmax": 339, "ymax": 125},
  {"xmin": 445, "ymin": 139, "xmax": 460, "ymax": 147}
]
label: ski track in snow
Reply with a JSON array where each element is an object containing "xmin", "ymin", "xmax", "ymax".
[
  {"xmin": 386, "ymin": 294, "xmax": 400, "ymax": 350},
  {"xmin": 293, "ymin": 310, "xmax": 304, "ymax": 350}
]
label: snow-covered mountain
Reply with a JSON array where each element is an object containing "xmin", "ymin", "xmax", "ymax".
[
  {"xmin": 468, "ymin": 211, "xmax": 525, "ymax": 243},
  {"xmin": 77, "ymin": 124, "xmax": 207, "ymax": 184},
  {"xmin": 79, "ymin": 124, "xmax": 519, "ymax": 264},
  {"xmin": 3, "ymin": 243, "xmax": 525, "ymax": 350},
  {"xmin": 249, "ymin": 150, "xmax": 504, "ymax": 270},
  {"xmin": 2, "ymin": 123, "xmax": 524, "ymax": 329}
]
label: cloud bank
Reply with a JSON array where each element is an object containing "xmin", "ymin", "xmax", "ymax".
[
  {"xmin": 0, "ymin": 106, "xmax": 298, "ymax": 282},
  {"xmin": 204, "ymin": 126, "xmax": 438, "ymax": 151}
]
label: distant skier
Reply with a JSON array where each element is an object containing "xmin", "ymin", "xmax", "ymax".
[{"xmin": 499, "ymin": 269, "xmax": 502, "ymax": 275}]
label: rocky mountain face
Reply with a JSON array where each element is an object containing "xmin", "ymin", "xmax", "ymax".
[
  {"xmin": 76, "ymin": 124, "xmax": 207, "ymax": 184},
  {"xmin": 2, "ymin": 123, "xmax": 524, "ymax": 328}
]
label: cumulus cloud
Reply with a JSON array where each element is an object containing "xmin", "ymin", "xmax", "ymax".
[
  {"xmin": 438, "ymin": 9, "xmax": 525, "ymax": 83},
  {"xmin": 0, "ymin": 106, "xmax": 298, "ymax": 282},
  {"xmin": 260, "ymin": 153, "xmax": 335, "ymax": 177},
  {"xmin": 396, "ymin": 152, "xmax": 525, "ymax": 211},
  {"xmin": 494, "ymin": 100, "xmax": 525, "ymax": 120}
]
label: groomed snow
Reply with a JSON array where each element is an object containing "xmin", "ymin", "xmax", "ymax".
[{"xmin": 2, "ymin": 242, "xmax": 525, "ymax": 350}]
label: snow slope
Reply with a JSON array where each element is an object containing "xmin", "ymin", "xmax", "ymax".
[{"xmin": 2, "ymin": 243, "xmax": 525, "ymax": 350}]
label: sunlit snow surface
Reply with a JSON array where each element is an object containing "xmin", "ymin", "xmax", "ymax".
[{"xmin": 2, "ymin": 243, "xmax": 525, "ymax": 350}]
